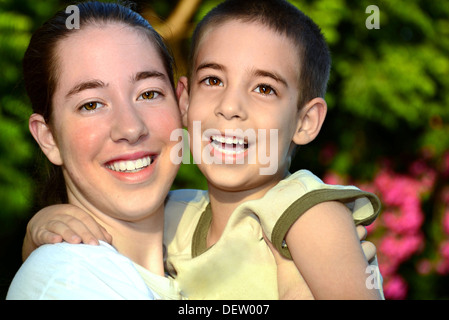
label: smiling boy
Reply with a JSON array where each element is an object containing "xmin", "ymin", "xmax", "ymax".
[{"xmin": 163, "ymin": 0, "xmax": 383, "ymax": 299}]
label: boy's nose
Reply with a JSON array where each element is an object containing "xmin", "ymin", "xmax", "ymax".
[
  {"xmin": 110, "ymin": 102, "xmax": 149, "ymax": 144},
  {"xmin": 214, "ymin": 87, "xmax": 248, "ymax": 121}
]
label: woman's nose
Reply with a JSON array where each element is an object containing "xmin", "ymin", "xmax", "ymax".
[{"xmin": 110, "ymin": 103, "xmax": 149, "ymax": 144}]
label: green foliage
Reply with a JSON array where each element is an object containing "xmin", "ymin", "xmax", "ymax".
[
  {"xmin": 0, "ymin": 4, "xmax": 34, "ymax": 227},
  {"xmin": 284, "ymin": 0, "xmax": 449, "ymax": 178},
  {"xmin": 0, "ymin": 0, "xmax": 64, "ymax": 298},
  {"xmin": 1, "ymin": 0, "xmax": 448, "ymax": 299}
]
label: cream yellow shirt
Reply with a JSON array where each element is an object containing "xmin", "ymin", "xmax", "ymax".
[{"xmin": 164, "ymin": 170, "xmax": 383, "ymax": 299}]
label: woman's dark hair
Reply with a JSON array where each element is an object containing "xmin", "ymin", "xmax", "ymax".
[{"xmin": 23, "ymin": 1, "xmax": 175, "ymax": 206}]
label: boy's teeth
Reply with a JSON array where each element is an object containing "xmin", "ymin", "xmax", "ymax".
[
  {"xmin": 210, "ymin": 135, "xmax": 248, "ymax": 154},
  {"xmin": 211, "ymin": 135, "xmax": 246, "ymax": 146},
  {"xmin": 107, "ymin": 156, "xmax": 152, "ymax": 172}
]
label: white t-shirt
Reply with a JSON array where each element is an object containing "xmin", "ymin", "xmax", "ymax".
[{"xmin": 6, "ymin": 241, "xmax": 180, "ymax": 300}]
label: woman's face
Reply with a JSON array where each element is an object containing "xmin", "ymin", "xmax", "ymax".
[{"xmin": 47, "ymin": 24, "xmax": 181, "ymax": 222}]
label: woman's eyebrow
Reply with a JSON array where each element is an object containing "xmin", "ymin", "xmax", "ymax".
[
  {"xmin": 64, "ymin": 71, "xmax": 167, "ymax": 100},
  {"xmin": 132, "ymin": 70, "xmax": 166, "ymax": 83},
  {"xmin": 65, "ymin": 79, "xmax": 107, "ymax": 100}
]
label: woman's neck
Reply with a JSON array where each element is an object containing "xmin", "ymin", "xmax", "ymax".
[
  {"xmin": 107, "ymin": 214, "xmax": 165, "ymax": 276},
  {"xmin": 69, "ymin": 197, "xmax": 166, "ymax": 276}
]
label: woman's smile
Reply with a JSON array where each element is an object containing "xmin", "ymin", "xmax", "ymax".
[{"xmin": 104, "ymin": 153, "xmax": 159, "ymax": 184}]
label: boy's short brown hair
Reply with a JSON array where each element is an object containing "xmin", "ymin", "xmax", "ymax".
[{"xmin": 189, "ymin": 0, "xmax": 331, "ymax": 110}]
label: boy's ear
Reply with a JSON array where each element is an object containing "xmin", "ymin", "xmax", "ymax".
[
  {"xmin": 176, "ymin": 76, "xmax": 190, "ymax": 127},
  {"xmin": 29, "ymin": 113, "xmax": 63, "ymax": 166},
  {"xmin": 292, "ymin": 97, "xmax": 327, "ymax": 145}
]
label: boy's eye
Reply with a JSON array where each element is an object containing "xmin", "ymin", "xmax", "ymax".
[
  {"xmin": 80, "ymin": 101, "xmax": 104, "ymax": 111},
  {"xmin": 254, "ymin": 84, "xmax": 276, "ymax": 96},
  {"xmin": 139, "ymin": 91, "xmax": 160, "ymax": 100},
  {"xmin": 203, "ymin": 77, "xmax": 223, "ymax": 87}
]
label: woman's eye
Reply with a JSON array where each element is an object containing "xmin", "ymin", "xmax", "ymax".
[
  {"xmin": 203, "ymin": 77, "xmax": 223, "ymax": 87},
  {"xmin": 254, "ymin": 85, "xmax": 276, "ymax": 96},
  {"xmin": 80, "ymin": 101, "xmax": 104, "ymax": 111},
  {"xmin": 139, "ymin": 91, "xmax": 160, "ymax": 100}
]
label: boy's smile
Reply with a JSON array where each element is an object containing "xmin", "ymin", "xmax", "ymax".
[
  {"xmin": 183, "ymin": 19, "xmax": 305, "ymax": 195},
  {"xmin": 209, "ymin": 133, "xmax": 249, "ymax": 158}
]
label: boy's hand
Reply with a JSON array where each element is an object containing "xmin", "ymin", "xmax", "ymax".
[
  {"xmin": 23, "ymin": 204, "xmax": 112, "ymax": 261},
  {"xmin": 263, "ymin": 234, "xmax": 313, "ymax": 299},
  {"xmin": 357, "ymin": 225, "xmax": 377, "ymax": 262}
]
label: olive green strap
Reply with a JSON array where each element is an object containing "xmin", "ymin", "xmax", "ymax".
[
  {"xmin": 191, "ymin": 203, "xmax": 213, "ymax": 258},
  {"xmin": 272, "ymin": 189, "xmax": 381, "ymax": 259}
]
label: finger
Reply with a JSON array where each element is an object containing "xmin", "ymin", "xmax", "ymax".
[
  {"xmin": 262, "ymin": 233, "xmax": 289, "ymax": 265},
  {"xmin": 262, "ymin": 233, "xmax": 277, "ymax": 257},
  {"xmin": 74, "ymin": 215, "xmax": 111, "ymax": 244},
  {"xmin": 44, "ymin": 220, "xmax": 83, "ymax": 244},
  {"xmin": 356, "ymin": 225, "xmax": 368, "ymax": 241},
  {"xmin": 99, "ymin": 225, "xmax": 113, "ymax": 244},
  {"xmin": 34, "ymin": 229, "xmax": 65, "ymax": 245},
  {"xmin": 42, "ymin": 211, "xmax": 105, "ymax": 245},
  {"xmin": 47, "ymin": 219, "xmax": 98, "ymax": 245},
  {"xmin": 361, "ymin": 240, "xmax": 377, "ymax": 262}
]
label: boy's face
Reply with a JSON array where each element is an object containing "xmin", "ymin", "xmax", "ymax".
[{"xmin": 184, "ymin": 20, "xmax": 304, "ymax": 193}]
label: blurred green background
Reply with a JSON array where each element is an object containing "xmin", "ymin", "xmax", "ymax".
[{"xmin": 0, "ymin": 0, "xmax": 448, "ymax": 299}]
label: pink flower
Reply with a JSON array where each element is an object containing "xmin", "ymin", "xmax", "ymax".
[
  {"xmin": 440, "ymin": 241, "xmax": 449, "ymax": 260},
  {"xmin": 416, "ymin": 259, "xmax": 433, "ymax": 275},
  {"xmin": 383, "ymin": 275, "xmax": 408, "ymax": 300},
  {"xmin": 379, "ymin": 233, "xmax": 423, "ymax": 263},
  {"xmin": 442, "ymin": 210, "xmax": 449, "ymax": 235},
  {"xmin": 322, "ymin": 154, "xmax": 446, "ymax": 299},
  {"xmin": 382, "ymin": 201, "xmax": 424, "ymax": 234},
  {"xmin": 436, "ymin": 259, "xmax": 449, "ymax": 275},
  {"xmin": 442, "ymin": 152, "xmax": 449, "ymax": 178},
  {"xmin": 377, "ymin": 253, "xmax": 400, "ymax": 276},
  {"xmin": 441, "ymin": 188, "xmax": 449, "ymax": 205},
  {"xmin": 409, "ymin": 159, "xmax": 428, "ymax": 176},
  {"xmin": 366, "ymin": 219, "xmax": 380, "ymax": 234},
  {"xmin": 323, "ymin": 171, "xmax": 345, "ymax": 185}
]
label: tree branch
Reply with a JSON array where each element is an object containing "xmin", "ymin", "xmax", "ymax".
[{"xmin": 143, "ymin": 0, "xmax": 202, "ymax": 41}]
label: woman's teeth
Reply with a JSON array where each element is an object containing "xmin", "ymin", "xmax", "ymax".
[
  {"xmin": 107, "ymin": 156, "xmax": 153, "ymax": 173},
  {"xmin": 210, "ymin": 135, "xmax": 248, "ymax": 154}
]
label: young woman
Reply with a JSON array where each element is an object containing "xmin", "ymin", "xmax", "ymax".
[{"xmin": 7, "ymin": 2, "xmax": 184, "ymax": 299}]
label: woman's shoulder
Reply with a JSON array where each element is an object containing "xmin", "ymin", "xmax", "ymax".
[
  {"xmin": 7, "ymin": 241, "xmax": 155, "ymax": 299},
  {"xmin": 28, "ymin": 240, "xmax": 117, "ymax": 262},
  {"xmin": 14, "ymin": 241, "xmax": 125, "ymax": 282}
]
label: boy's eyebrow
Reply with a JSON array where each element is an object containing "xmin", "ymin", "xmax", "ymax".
[
  {"xmin": 65, "ymin": 80, "xmax": 108, "ymax": 100},
  {"xmin": 195, "ymin": 63, "xmax": 288, "ymax": 88},
  {"xmin": 195, "ymin": 62, "xmax": 225, "ymax": 73},
  {"xmin": 252, "ymin": 69, "xmax": 288, "ymax": 87},
  {"xmin": 196, "ymin": 63, "xmax": 288, "ymax": 87}
]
